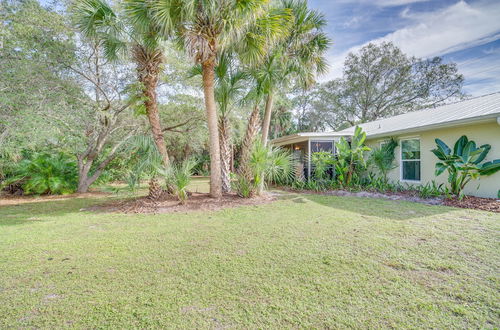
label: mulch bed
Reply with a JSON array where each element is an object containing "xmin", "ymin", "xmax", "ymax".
[
  {"xmin": 276, "ymin": 186, "xmax": 500, "ymax": 213},
  {"xmin": 443, "ymin": 196, "xmax": 500, "ymax": 213},
  {"xmin": 85, "ymin": 192, "xmax": 275, "ymax": 214}
]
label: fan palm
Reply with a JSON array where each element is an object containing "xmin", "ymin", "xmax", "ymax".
[
  {"xmin": 152, "ymin": 0, "xmax": 292, "ymax": 197},
  {"xmin": 190, "ymin": 53, "xmax": 248, "ymax": 193},
  {"xmin": 73, "ymin": 0, "xmax": 171, "ymax": 168}
]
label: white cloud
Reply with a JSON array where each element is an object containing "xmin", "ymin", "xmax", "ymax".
[
  {"xmin": 335, "ymin": 0, "xmax": 429, "ymax": 7},
  {"xmin": 374, "ymin": 0, "xmax": 429, "ymax": 6},
  {"xmin": 322, "ymin": 0, "xmax": 500, "ymax": 85},
  {"xmin": 457, "ymin": 50, "xmax": 500, "ymax": 96}
]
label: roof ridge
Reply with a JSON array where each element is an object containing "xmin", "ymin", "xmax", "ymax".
[{"xmin": 339, "ymin": 91, "xmax": 500, "ymax": 131}]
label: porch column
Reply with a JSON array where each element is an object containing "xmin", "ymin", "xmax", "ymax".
[{"xmin": 307, "ymin": 138, "xmax": 311, "ymax": 179}]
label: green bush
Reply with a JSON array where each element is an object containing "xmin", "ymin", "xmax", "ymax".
[
  {"xmin": 233, "ymin": 142, "xmax": 293, "ymax": 197},
  {"xmin": 160, "ymin": 159, "xmax": 196, "ymax": 204},
  {"xmin": 432, "ymin": 135, "xmax": 500, "ymax": 198},
  {"xmin": 335, "ymin": 126, "xmax": 371, "ymax": 187},
  {"xmin": 2, "ymin": 152, "xmax": 78, "ymax": 195},
  {"xmin": 368, "ymin": 138, "xmax": 397, "ymax": 183},
  {"xmin": 311, "ymin": 151, "xmax": 335, "ymax": 185}
]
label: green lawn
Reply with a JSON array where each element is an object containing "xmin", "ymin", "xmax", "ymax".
[{"xmin": 1, "ymin": 185, "xmax": 499, "ymax": 328}]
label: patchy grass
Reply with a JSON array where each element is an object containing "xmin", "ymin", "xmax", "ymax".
[{"xmin": 1, "ymin": 186, "xmax": 499, "ymax": 328}]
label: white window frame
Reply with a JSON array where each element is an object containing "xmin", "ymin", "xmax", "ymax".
[{"xmin": 399, "ymin": 137, "xmax": 421, "ymax": 183}]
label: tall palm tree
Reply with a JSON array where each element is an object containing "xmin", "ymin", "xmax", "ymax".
[
  {"xmin": 259, "ymin": 0, "xmax": 330, "ymax": 146},
  {"xmin": 152, "ymin": 0, "xmax": 291, "ymax": 198},
  {"xmin": 74, "ymin": 0, "xmax": 171, "ymax": 167},
  {"xmin": 74, "ymin": 0, "xmax": 176, "ymax": 198}
]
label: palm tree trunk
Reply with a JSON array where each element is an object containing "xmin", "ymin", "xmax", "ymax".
[
  {"xmin": 133, "ymin": 45, "xmax": 170, "ymax": 200},
  {"xmin": 219, "ymin": 116, "xmax": 232, "ymax": 193},
  {"xmin": 202, "ymin": 59, "xmax": 222, "ymax": 198},
  {"xmin": 134, "ymin": 45, "xmax": 170, "ymax": 168},
  {"xmin": 239, "ymin": 103, "xmax": 261, "ymax": 181},
  {"xmin": 261, "ymin": 92, "xmax": 274, "ymax": 146}
]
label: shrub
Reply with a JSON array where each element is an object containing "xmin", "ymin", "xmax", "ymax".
[
  {"xmin": 415, "ymin": 180, "xmax": 449, "ymax": 199},
  {"xmin": 368, "ymin": 138, "xmax": 397, "ymax": 183},
  {"xmin": 431, "ymin": 135, "xmax": 500, "ymax": 198},
  {"xmin": 233, "ymin": 142, "xmax": 293, "ymax": 197},
  {"xmin": 335, "ymin": 126, "xmax": 371, "ymax": 187},
  {"xmin": 160, "ymin": 159, "xmax": 196, "ymax": 204},
  {"xmin": 311, "ymin": 151, "xmax": 335, "ymax": 185},
  {"xmin": 2, "ymin": 152, "xmax": 78, "ymax": 195}
]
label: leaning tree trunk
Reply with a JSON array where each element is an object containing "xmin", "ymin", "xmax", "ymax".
[
  {"xmin": 260, "ymin": 92, "xmax": 275, "ymax": 146},
  {"xmin": 202, "ymin": 58, "xmax": 222, "ymax": 198},
  {"xmin": 219, "ymin": 115, "xmax": 232, "ymax": 193},
  {"xmin": 238, "ymin": 103, "xmax": 261, "ymax": 181},
  {"xmin": 133, "ymin": 45, "xmax": 170, "ymax": 200}
]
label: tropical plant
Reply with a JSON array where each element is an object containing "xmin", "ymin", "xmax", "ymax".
[
  {"xmin": 1, "ymin": 152, "xmax": 78, "ymax": 195},
  {"xmin": 124, "ymin": 135, "xmax": 164, "ymax": 199},
  {"xmin": 431, "ymin": 135, "xmax": 500, "ymax": 198},
  {"xmin": 368, "ymin": 138, "xmax": 398, "ymax": 184},
  {"xmin": 233, "ymin": 141, "xmax": 293, "ymax": 197},
  {"xmin": 153, "ymin": 0, "xmax": 292, "ymax": 198},
  {"xmin": 416, "ymin": 180, "xmax": 449, "ymax": 199},
  {"xmin": 259, "ymin": 0, "xmax": 330, "ymax": 145},
  {"xmin": 159, "ymin": 159, "xmax": 196, "ymax": 204},
  {"xmin": 311, "ymin": 151, "xmax": 335, "ymax": 183},
  {"xmin": 232, "ymin": 174, "xmax": 254, "ymax": 198},
  {"xmin": 334, "ymin": 126, "xmax": 371, "ymax": 187}
]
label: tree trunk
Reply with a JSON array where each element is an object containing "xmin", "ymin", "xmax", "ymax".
[
  {"xmin": 219, "ymin": 115, "xmax": 232, "ymax": 193},
  {"xmin": 134, "ymin": 45, "xmax": 170, "ymax": 168},
  {"xmin": 202, "ymin": 59, "xmax": 222, "ymax": 198},
  {"xmin": 239, "ymin": 103, "xmax": 261, "ymax": 181},
  {"xmin": 77, "ymin": 179, "xmax": 92, "ymax": 194},
  {"xmin": 148, "ymin": 178, "xmax": 163, "ymax": 200},
  {"xmin": 260, "ymin": 92, "xmax": 274, "ymax": 146}
]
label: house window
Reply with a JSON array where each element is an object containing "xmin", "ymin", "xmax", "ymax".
[
  {"xmin": 311, "ymin": 141, "xmax": 334, "ymax": 153},
  {"xmin": 401, "ymin": 138, "xmax": 421, "ymax": 181}
]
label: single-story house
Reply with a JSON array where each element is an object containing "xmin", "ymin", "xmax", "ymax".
[{"xmin": 272, "ymin": 92, "xmax": 500, "ymax": 198}]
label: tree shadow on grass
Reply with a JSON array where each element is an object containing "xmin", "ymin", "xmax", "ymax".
[
  {"xmin": 276, "ymin": 191, "xmax": 456, "ymax": 220},
  {"xmin": 0, "ymin": 196, "xmax": 118, "ymax": 226}
]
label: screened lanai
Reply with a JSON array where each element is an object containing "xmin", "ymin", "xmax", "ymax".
[{"xmin": 271, "ymin": 132, "xmax": 348, "ymax": 179}]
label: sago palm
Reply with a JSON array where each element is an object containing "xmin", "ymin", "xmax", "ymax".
[
  {"xmin": 152, "ymin": 0, "xmax": 292, "ymax": 197},
  {"xmin": 73, "ymin": 0, "xmax": 171, "ymax": 168}
]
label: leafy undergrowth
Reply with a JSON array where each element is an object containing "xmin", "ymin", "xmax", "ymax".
[{"xmin": 1, "ymin": 188, "xmax": 499, "ymax": 328}]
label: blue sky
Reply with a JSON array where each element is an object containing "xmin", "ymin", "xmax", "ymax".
[{"xmin": 308, "ymin": 0, "xmax": 500, "ymax": 96}]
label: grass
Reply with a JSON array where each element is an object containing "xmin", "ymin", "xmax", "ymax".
[{"xmin": 1, "ymin": 181, "xmax": 499, "ymax": 328}]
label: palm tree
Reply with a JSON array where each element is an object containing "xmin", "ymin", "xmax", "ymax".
[
  {"xmin": 214, "ymin": 54, "xmax": 247, "ymax": 192},
  {"xmin": 74, "ymin": 0, "xmax": 176, "ymax": 198},
  {"xmin": 259, "ymin": 0, "xmax": 330, "ymax": 146},
  {"xmin": 190, "ymin": 53, "xmax": 248, "ymax": 193},
  {"xmin": 238, "ymin": 76, "xmax": 266, "ymax": 182},
  {"xmin": 152, "ymin": 0, "xmax": 291, "ymax": 198},
  {"xmin": 74, "ymin": 0, "xmax": 171, "ymax": 168}
]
